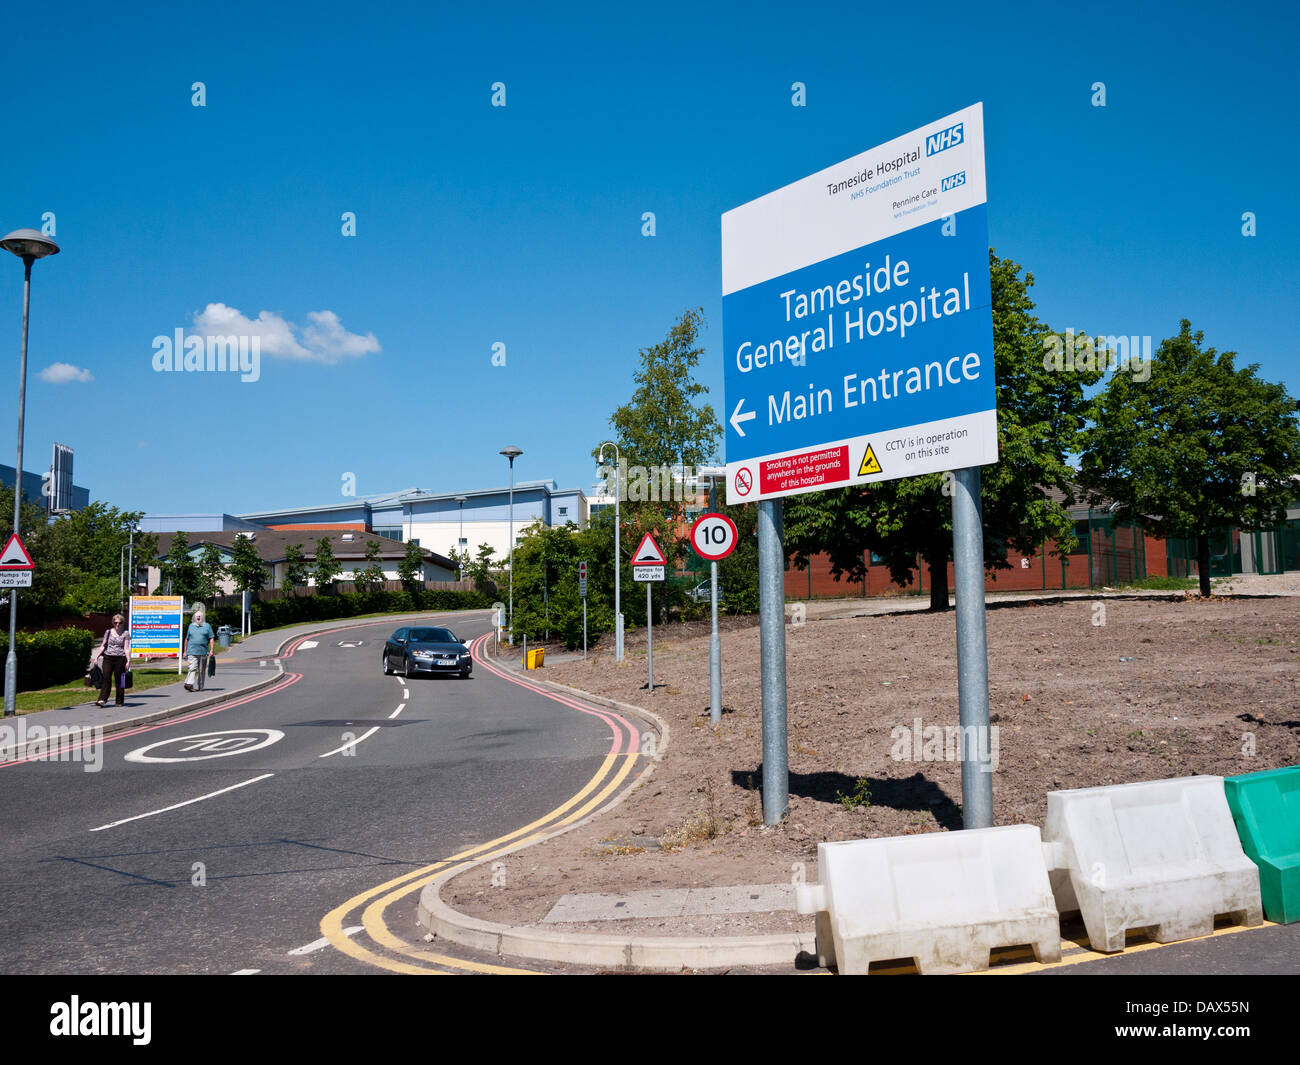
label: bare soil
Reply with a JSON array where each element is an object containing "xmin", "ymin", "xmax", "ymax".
[{"xmin": 448, "ymin": 594, "xmax": 1300, "ymax": 935}]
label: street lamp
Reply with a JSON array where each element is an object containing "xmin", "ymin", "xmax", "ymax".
[
  {"xmin": 599, "ymin": 441, "xmax": 623, "ymax": 661},
  {"xmin": 499, "ymin": 446, "xmax": 522, "ymax": 644},
  {"xmin": 454, "ymin": 495, "xmax": 467, "ymax": 580},
  {"xmin": 2, "ymin": 229, "xmax": 59, "ymax": 718}
]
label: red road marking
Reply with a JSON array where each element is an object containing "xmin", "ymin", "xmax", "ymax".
[{"xmin": 470, "ymin": 634, "xmax": 640, "ymax": 758}]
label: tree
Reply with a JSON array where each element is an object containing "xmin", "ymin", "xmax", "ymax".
[
  {"xmin": 228, "ymin": 533, "xmax": 268, "ymax": 594},
  {"xmin": 313, "ymin": 537, "xmax": 341, "ymax": 591},
  {"xmin": 599, "ymin": 308, "xmax": 720, "ymax": 473},
  {"xmin": 785, "ymin": 251, "xmax": 1101, "ymax": 609},
  {"xmin": 353, "ymin": 539, "xmax": 386, "ymax": 596},
  {"xmin": 195, "ymin": 543, "xmax": 227, "ymax": 603},
  {"xmin": 159, "ymin": 533, "xmax": 201, "ymax": 602},
  {"xmin": 396, "ymin": 539, "xmax": 424, "ymax": 591},
  {"xmin": 466, "ymin": 543, "xmax": 497, "ymax": 588},
  {"xmin": 1079, "ymin": 319, "xmax": 1300, "ymax": 597},
  {"xmin": 282, "ymin": 543, "xmax": 310, "ymax": 594}
]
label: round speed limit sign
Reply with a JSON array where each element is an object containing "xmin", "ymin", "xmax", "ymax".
[{"xmin": 690, "ymin": 513, "xmax": 738, "ymax": 561}]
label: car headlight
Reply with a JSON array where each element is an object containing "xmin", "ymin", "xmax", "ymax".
[{"xmin": 413, "ymin": 649, "xmax": 434, "ymax": 658}]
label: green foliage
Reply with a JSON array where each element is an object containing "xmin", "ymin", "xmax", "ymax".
[
  {"xmin": 785, "ymin": 250, "xmax": 1097, "ymax": 609},
  {"xmin": 1079, "ymin": 319, "xmax": 1300, "ymax": 596},
  {"xmin": 0, "ymin": 628, "xmax": 94, "ymax": 692},
  {"xmin": 396, "ymin": 539, "xmax": 424, "ymax": 590},
  {"xmin": 159, "ymin": 532, "xmax": 200, "ymax": 602},
  {"xmin": 836, "ymin": 777, "xmax": 873, "ymax": 810},
  {"xmin": 59, "ymin": 574, "xmax": 122, "ymax": 614},
  {"xmin": 282, "ymin": 543, "xmax": 310, "ymax": 592},
  {"xmin": 353, "ymin": 540, "xmax": 386, "ymax": 597},
  {"xmin": 247, "ymin": 587, "xmax": 492, "ymax": 629},
  {"xmin": 466, "ymin": 542, "xmax": 497, "ymax": 587},
  {"xmin": 228, "ymin": 533, "xmax": 268, "ymax": 593},
  {"xmin": 313, "ymin": 537, "xmax": 341, "ymax": 590},
  {"xmin": 10, "ymin": 494, "xmax": 154, "ymax": 621},
  {"xmin": 595, "ymin": 307, "xmax": 721, "ymax": 474},
  {"xmin": 195, "ymin": 542, "xmax": 227, "ymax": 603}
]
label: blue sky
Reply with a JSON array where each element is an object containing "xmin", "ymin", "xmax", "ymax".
[{"xmin": 0, "ymin": 0, "xmax": 1293, "ymax": 517}]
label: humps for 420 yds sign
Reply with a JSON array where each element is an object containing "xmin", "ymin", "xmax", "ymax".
[{"xmin": 722, "ymin": 103, "xmax": 998, "ymax": 504}]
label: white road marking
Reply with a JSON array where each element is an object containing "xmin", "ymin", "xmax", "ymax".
[
  {"xmin": 402, "ymin": 689, "xmax": 410, "ymax": 699},
  {"xmin": 288, "ymin": 927, "xmax": 363, "ymax": 956},
  {"xmin": 125, "ymin": 728, "xmax": 286, "ymax": 764},
  {"xmin": 91, "ymin": 774, "xmax": 275, "ymax": 832},
  {"xmin": 232, "ymin": 969, "xmax": 261, "ymax": 975},
  {"xmin": 388, "ymin": 703, "xmax": 406, "ymax": 719},
  {"xmin": 318, "ymin": 728, "xmax": 379, "ymax": 758},
  {"xmin": 299, "ymin": 640, "xmax": 318, "ymax": 649}
]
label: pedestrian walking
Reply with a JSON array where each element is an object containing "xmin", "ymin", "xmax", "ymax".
[
  {"xmin": 94, "ymin": 613, "xmax": 131, "ymax": 707},
  {"xmin": 185, "ymin": 607, "xmax": 216, "ymax": 692}
]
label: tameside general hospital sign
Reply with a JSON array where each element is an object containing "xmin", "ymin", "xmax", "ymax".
[{"xmin": 722, "ymin": 103, "xmax": 997, "ymax": 505}]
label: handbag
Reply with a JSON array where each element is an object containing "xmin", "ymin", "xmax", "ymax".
[
  {"xmin": 207, "ymin": 656, "xmax": 216, "ymax": 677},
  {"xmin": 87, "ymin": 663, "xmax": 103, "ymax": 688},
  {"xmin": 123, "ymin": 669, "xmax": 133, "ymax": 689}
]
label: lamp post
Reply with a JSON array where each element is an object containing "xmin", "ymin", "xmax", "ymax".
[
  {"xmin": 599, "ymin": 441, "xmax": 623, "ymax": 661},
  {"xmin": 454, "ymin": 495, "xmax": 467, "ymax": 580},
  {"xmin": 499, "ymin": 446, "xmax": 522, "ymax": 644},
  {"xmin": 2, "ymin": 229, "xmax": 59, "ymax": 718}
]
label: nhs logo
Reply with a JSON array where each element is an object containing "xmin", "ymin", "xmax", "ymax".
[
  {"xmin": 941, "ymin": 171, "xmax": 966, "ymax": 192},
  {"xmin": 926, "ymin": 122, "xmax": 964, "ymax": 156}
]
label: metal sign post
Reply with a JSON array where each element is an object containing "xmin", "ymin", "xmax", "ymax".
[
  {"xmin": 953, "ymin": 467, "xmax": 994, "ymax": 827},
  {"xmin": 579, "ymin": 561, "xmax": 588, "ymax": 660},
  {"xmin": 632, "ymin": 533, "xmax": 666, "ymax": 692},
  {"xmin": 757, "ymin": 499, "xmax": 788, "ymax": 823},
  {"xmin": 690, "ymin": 482, "xmax": 737, "ymax": 727}
]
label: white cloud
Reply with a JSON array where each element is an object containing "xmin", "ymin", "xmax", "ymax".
[
  {"xmin": 39, "ymin": 362, "xmax": 94, "ymax": 383},
  {"xmin": 191, "ymin": 303, "xmax": 380, "ymax": 364}
]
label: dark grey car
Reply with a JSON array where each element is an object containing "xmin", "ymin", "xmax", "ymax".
[{"xmin": 382, "ymin": 626, "xmax": 472, "ymax": 678}]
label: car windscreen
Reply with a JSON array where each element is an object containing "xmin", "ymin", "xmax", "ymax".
[{"xmin": 408, "ymin": 628, "xmax": 456, "ymax": 643}]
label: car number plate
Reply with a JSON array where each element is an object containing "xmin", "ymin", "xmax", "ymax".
[{"xmin": 438, "ymin": 658, "xmax": 458, "ymax": 666}]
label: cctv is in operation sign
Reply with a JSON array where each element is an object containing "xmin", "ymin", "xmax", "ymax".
[{"xmin": 722, "ymin": 103, "xmax": 998, "ymax": 504}]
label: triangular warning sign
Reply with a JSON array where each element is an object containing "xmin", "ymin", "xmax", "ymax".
[
  {"xmin": 858, "ymin": 443, "xmax": 883, "ymax": 476},
  {"xmin": 0, "ymin": 532, "xmax": 34, "ymax": 568},
  {"xmin": 632, "ymin": 532, "xmax": 666, "ymax": 565}
]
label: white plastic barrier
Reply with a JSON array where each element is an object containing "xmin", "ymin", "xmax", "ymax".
[
  {"xmin": 795, "ymin": 826, "xmax": 1061, "ymax": 974},
  {"xmin": 1044, "ymin": 775, "xmax": 1263, "ymax": 953}
]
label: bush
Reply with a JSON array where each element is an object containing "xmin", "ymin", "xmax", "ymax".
[{"xmin": 0, "ymin": 628, "xmax": 95, "ymax": 692}]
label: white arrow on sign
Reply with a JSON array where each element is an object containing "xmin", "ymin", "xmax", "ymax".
[{"xmin": 730, "ymin": 398, "xmax": 756, "ymax": 437}]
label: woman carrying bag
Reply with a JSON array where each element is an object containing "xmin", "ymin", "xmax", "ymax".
[{"xmin": 94, "ymin": 613, "xmax": 131, "ymax": 707}]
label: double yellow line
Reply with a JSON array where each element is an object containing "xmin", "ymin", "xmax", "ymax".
[{"xmin": 319, "ymin": 637, "xmax": 644, "ymax": 974}]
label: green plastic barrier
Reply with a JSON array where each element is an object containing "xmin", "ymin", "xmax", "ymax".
[{"xmin": 1224, "ymin": 766, "xmax": 1300, "ymax": 924}]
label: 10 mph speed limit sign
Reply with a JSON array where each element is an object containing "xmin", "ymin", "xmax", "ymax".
[{"xmin": 690, "ymin": 513, "xmax": 738, "ymax": 561}]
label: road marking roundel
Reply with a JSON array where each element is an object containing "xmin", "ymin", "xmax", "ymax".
[{"xmin": 125, "ymin": 729, "xmax": 286, "ymax": 763}]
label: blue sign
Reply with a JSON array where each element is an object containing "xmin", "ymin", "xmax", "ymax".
[{"xmin": 722, "ymin": 104, "xmax": 997, "ymax": 504}]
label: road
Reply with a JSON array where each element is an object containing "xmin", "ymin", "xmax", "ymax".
[{"xmin": 0, "ymin": 613, "xmax": 642, "ymax": 975}]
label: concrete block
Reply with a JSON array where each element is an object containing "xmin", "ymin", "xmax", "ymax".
[
  {"xmin": 795, "ymin": 826, "xmax": 1061, "ymax": 975},
  {"xmin": 1225, "ymin": 765, "xmax": 1300, "ymax": 924},
  {"xmin": 1045, "ymin": 775, "xmax": 1263, "ymax": 953}
]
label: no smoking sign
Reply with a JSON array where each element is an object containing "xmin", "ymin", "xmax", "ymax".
[{"xmin": 690, "ymin": 513, "xmax": 739, "ymax": 561}]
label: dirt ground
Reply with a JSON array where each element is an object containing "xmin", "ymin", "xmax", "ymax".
[{"xmin": 447, "ymin": 593, "xmax": 1299, "ymax": 935}]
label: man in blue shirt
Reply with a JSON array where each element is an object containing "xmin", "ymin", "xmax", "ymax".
[{"xmin": 185, "ymin": 607, "xmax": 216, "ymax": 692}]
